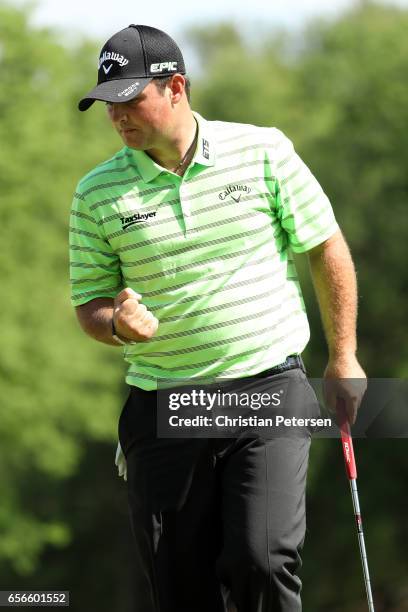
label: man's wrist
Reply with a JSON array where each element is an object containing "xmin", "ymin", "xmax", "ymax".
[
  {"xmin": 111, "ymin": 317, "xmax": 136, "ymax": 346},
  {"xmin": 328, "ymin": 347, "xmax": 357, "ymax": 361}
]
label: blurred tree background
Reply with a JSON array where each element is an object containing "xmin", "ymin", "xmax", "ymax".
[{"xmin": 0, "ymin": 1, "xmax": 407, "ymax": 610}]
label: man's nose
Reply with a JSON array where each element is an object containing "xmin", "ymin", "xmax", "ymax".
[{"xmin": 110, "ymin": 103, "xmax": 128, "ymax": 122}]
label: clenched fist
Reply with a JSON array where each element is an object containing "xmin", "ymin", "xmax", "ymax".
[{"xmin": 113, "ymin": 288, "xmax": 159, "ymax": 342}]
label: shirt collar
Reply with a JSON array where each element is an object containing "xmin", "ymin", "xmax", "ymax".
[
  {"xmin": 127, "ymin": 111, "xmax": 216, "ymax": 183},
  {"xmin": 129, "ymin": 149, "xmax": 163, "ymax": 183},
  {"xmin": 192, "ymin": 111, "xmax": 216, "ymax": 168}
]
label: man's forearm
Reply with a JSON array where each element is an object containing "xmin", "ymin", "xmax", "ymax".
[
  {"xmin": 307, "ymin": 230, "xmax": 358, "ymax": 360},
  {"xmin": 76, "ymin": 297, "xmax": 119, "ymax": 346}
]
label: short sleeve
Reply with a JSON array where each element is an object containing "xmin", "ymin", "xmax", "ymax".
[
  {"xmin": 69, "ymin": 188, "xmax": 123, "ymax": 306},
  {"xmin": 273, "ymin": 130, "xmax": 339, "ymax": 253}
]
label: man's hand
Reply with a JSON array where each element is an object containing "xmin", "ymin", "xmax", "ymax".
[
  {"xmin": 323, "ymin": 354, "xmax": 367, "ymax": 425},
  {"xmin": 113, "ymin": 288, "xmax": 159, "ymax": 342}
]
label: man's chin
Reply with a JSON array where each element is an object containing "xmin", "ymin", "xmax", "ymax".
[{"xmin": 121, "ymin": 131, "xmax": 145, "ymax": 149}]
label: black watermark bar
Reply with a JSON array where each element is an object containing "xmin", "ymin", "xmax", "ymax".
[
  {"xmin": 156, "ymin": 376, "xmax": 407, "ymax": 439},
  {"xmin": 0, "ymin": 592, "xmax": 69, "ymax": 607}
]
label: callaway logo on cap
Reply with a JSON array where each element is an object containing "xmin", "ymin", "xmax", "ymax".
[{"xmin": 78, "ymin": 25, "xmax": 186, "ymax": 111}]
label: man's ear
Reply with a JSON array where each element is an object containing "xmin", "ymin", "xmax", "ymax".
[{"xmin": 168, "ymin": 74, "xmax": 186, "ymax": 104}]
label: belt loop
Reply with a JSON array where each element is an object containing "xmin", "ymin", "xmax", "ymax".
[{"xmin": 298, "ymin": 355, "xmax": 307, "ymax": 375}]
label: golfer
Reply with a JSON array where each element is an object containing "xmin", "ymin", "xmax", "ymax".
[{"xmin": 70, "ymin": 24, "xmax": 366, "ymax": 612}]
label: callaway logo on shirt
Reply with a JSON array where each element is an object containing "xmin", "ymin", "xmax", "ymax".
[{"xmin": 218, "ymin": 184, "xmax": 252, "ymax": 201}]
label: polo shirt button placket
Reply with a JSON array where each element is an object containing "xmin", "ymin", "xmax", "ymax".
[{"xmin": 179, "ymin": 184, "xmax": 191, "ymax": 233}]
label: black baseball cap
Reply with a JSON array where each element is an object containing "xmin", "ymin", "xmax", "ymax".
[{"xmin": 78, "ymin": 25, "xmax": 186, "ymax": 111}]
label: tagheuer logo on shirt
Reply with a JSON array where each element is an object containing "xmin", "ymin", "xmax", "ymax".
[
  {"xmin": 218, "ymin": 184, "xmax": 251, "ymax": 202},
  {"xmin": 121, "ymin": 211, "xmax": 157, "ymax": 230}
]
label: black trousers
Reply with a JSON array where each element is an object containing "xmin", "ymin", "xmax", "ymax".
[{"xmin": 118, "ymin": 366, "xmax": 320, "ymax": 612}]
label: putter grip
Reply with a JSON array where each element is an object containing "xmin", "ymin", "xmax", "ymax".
[{"xmin": 337, "ymin": 398, "xmax": 357, "ymax": 480}]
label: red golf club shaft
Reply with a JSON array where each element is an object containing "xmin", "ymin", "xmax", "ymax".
[{"xmin": 337, "ymin": 399, "xmax": 375, "ymax": 612}]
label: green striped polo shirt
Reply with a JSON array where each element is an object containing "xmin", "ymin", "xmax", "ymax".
[{"xmin": 70, "ymin": 112, "xmax": 338, "ymax": 390}]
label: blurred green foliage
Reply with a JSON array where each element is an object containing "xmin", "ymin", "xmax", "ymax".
[
  {"xmin": 0, "ymin": 1, "xmax": 407, "ymax": 610},
  {"xmin": 0, "ymin": 0, "xmax": 128, "ymax": 583}
]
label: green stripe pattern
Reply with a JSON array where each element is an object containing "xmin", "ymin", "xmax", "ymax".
[{"xmin": 69, "ymin": 113, "xmax": 338, "ymax": 390}]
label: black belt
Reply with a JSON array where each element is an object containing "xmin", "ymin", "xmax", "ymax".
[
  {"xmin": 250, "ymin": 355, "xmax": 305, "ymax": 379},
  {"xmin": 131, "ymin": 355, "xmax": 306, "ymax": 394}
]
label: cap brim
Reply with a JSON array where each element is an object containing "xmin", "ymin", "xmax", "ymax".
[{"xmin": 78, "ymin": 77, "xmax": 153, "ymax": 111}]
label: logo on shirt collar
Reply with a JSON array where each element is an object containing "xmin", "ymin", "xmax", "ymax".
[
  {"xmin": 121, "ymin": 211, "xmax": 157, "ymax": 230},
  {"xmin": 218, "ymin": 184, "xmax": 251, "ymax": 202},
  {"xmin": 202, "ymin": 138, "xmax": 210, "ymax": 160}
]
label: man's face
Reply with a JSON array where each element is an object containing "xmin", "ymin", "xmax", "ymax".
[{"xmin": 106, "ymin": 81, "xmax": 172, "ymax": 150}]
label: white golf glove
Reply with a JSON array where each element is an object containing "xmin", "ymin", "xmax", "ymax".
[{"xmin": 115, "ymin": 441, "xmax": 127, "ymax": 481}]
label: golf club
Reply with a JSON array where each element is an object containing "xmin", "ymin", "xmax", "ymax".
[{"xmin": 337, "ymin": 398, "xmax": 375, "ymax": 612}]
